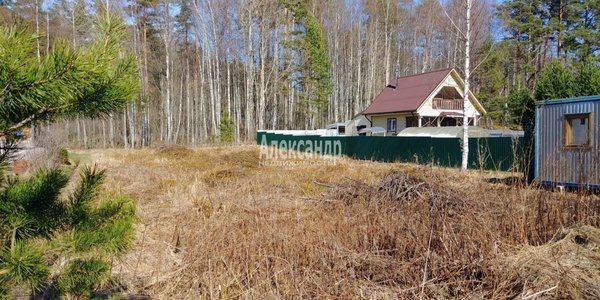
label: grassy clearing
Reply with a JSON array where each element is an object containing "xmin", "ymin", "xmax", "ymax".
[{"xmin": 75, "ymin": 145, "xmax": 600, "ymax": 299}]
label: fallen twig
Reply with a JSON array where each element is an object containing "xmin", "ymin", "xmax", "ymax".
[{"xmin": 522, "ymin": 284, "xmax": 558, "ymax": 299}]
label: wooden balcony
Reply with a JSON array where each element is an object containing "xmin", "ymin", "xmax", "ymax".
[{"xmin": 432, "ymin": 98, "xmax": 463, "ymax": 110}]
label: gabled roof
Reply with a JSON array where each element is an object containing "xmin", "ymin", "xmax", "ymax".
[{"xmin": 361, "ymin": 68, "xmax": 486, "ymax": 115}]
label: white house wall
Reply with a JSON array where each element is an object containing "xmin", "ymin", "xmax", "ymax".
[
  {"xmin": 417, "ymin": 75, "xmax": 481, "ymax": 119},
  {"xmin": 370, "ymin": 114, "xmax": 409, "ymax": 133}
]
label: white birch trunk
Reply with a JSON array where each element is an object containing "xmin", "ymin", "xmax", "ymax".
[
  {"xmin": 163, "ymin": 0, "xmax": 173, "ymax": 143},
  {"xmin": 205, "ymin": 0, "xmax": 221, "ymax": 136},
  {"xmin": 199, "ymin": 55, "xmax": 208, "ymax": 140},
  {"xmin": 121, "ymin": 111, "xmax": 127, "ymax": 148},
  {"xmin": 82, "ymin": 120, "xmax": 87, "ymax": 149},
  {"xmin": 129, "ymin": 106, "xmax": 136, "ymax": 148},
  {"xmin": 109, "ymin": 113, "xmax": 115, "ymax": 148},
  {"xmin": 272, "ymin": 28, "xmax": 280, "ymax": 130},
  {"xmin": 174, "ymin": 73, "xmax": 184, "ymax": 142},
  {"xmin": 35, "ymin": 0, "xmax": 40, "ymax": 61},
  {"xmin": 191, "ymin": 69, "xmax": 197, "ymax": 145},
  {"xmin": 102, "ymin": 119, "xmax": 106, "ymax": 148},
  {"xmin": 354, "ymin": 27, "xmax": 362, "ymax": 116},
  {"xmin": 384, "ymin": 0, "xmax": 391, "ymax": 82},
  {"xmin": 244, "ymin": 8, "xmax": 255, "ymax": 137},
  {"xmin": 226, "ymin": 50, "xmax": 232, "ymax": 119},
  {"xmin": 191, "ymin": 0, "xmax": 207, "ymax": 141},
  {"xmin": 186, "ymin": 58, "xmax": 191, "ymax": 144},
  {"xmin": 461, "ymin": 0, "xmax": 471, "ymax": 171},
  {"xmin": 258, "ymin": 35, "xmax": 267, "ymax": 130},
  {"xmin": 235, "ymin": 79, "xmax": 241, "ymax": 140}
]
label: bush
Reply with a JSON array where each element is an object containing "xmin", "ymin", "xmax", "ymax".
[
  {"xmin": 59, "ymin": 148, "xmax": 70, "ymax": 165},
  {"xmin": 218, "ymin": 114, "xmax": 235, "ymax": 144}
]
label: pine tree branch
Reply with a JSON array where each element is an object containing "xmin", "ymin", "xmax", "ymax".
[
  {"xmin": 0, "ymin": 52, "xmax": 75, "ymax": 99},
  {"xmin": 11, "ymin": 61, "xmax": 75, "ymax": 98},
  {"xmin": 0, "ymin": 104, "xmax": 71, "ymax": 138},
  {"xmin": 27, "ymin": 60, "xmax": 76, "ymax": 89}
]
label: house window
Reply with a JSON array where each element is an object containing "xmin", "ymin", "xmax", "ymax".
[
  {"xmin": 387, "ymin": 118, "xmax": 397, "ymax": 133},
  {"xmin": 564, "ymin": 113, "xmax": 592, "ymax": 148},
  {"xmin": 406, "ymin": 116, "xmax": 418, "ymax": 128}
]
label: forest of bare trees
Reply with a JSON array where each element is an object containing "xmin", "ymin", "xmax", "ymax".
[{"xmin": 2, "ymin": 0, "xmax": 599, "ymax": 148}]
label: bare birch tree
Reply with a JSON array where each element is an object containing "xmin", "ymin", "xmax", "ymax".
[{"xmin": 461, "ymin": 0, "xmax": 471, "ymax": 170}]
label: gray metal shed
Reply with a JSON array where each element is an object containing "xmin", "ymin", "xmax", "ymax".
[{"xmin": 535, "ymin": 95, "xmax": 600, "ymax": 189}]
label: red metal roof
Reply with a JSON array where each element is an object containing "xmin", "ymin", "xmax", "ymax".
[{"xmin": 361, "ymin": 68, "xmax": 453, "ymax": 115}]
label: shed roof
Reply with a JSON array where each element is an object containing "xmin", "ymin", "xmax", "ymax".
[{"xmin": 536, "ymin": 95, "xmax": 600, "ymax": 106}]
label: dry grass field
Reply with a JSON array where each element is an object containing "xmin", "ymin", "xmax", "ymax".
[{"xmin": 73, "ymin": 145, "xmax": 600, "ymax": 299}]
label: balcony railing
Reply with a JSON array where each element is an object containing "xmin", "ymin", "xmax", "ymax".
[{"xmin": 432, "ymin": 98, "xmax": 463, "ymax": 110}]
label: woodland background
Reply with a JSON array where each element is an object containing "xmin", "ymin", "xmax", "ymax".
[{"xmin": 1, "ymin": 0, "xmax": 600, "ymax": 148}]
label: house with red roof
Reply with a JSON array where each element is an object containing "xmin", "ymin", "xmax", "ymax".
[{"xmin": 361, "ymin": 68, "xmax": 486, "ymax": 135}]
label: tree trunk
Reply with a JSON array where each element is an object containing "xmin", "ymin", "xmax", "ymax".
[
  {"xmin": 163, "ymin": 0, "xmax": 173, "ymax": 143},
  {"xmin": 461, "ymin": 0, "xmax": 471, "ymax": 171}
]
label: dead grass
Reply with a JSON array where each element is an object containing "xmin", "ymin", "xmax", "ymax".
[
  {"xmin": 73, "ymin": 145, "xmax": 600, "ymax": 299},
  {"xmin": 500, "ymin": 225, "xmax": 600, "ymax": 299}
]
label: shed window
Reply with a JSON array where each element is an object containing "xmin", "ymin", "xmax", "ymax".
[
  {"xmin": 564, "ymin": 113, "xmax": 592, "ymax": 148},
  {"xmin": 387, "ymin": 118, "xmax": 397, "ymax": 133}
]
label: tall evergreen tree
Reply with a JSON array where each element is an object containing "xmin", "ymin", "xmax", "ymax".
[
  {"xmin": 282, "ymin": 0, "xmax": 333, "ymax": 128},
  {"xmin": 564, "ymin": 0, "xmax": 600, "ymax": 62},
  {"xmin": 534, "ymin": 59, "xmax": 576, "ymax": 101},
  {"xmin": 496, "ymin": 0, "xmax": 551, "ymax": 88},
  {"xmin": 575, "ymin": 63, "xmax": 600, "ymax": 95}
]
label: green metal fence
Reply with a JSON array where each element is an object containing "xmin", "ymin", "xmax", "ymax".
[{"xmin": 256, "ymin": 131, "xmax": 524, "ymax": 172}]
